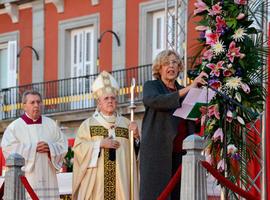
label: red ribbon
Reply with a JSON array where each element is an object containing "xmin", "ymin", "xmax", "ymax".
[
  {"xmin": 200, "ymin": 161, "xmax": 259, "ymax": 200},
  {"xmin": 0, "ymin": 182, "xmax": 4, "ymax": 199},
  {"xmin": 20, "ymin": 175, "xmax": 39, "ymax": 200},
  {"xmin": 157, "ymin": 165, "xmax": 182, "ymax": 200}
]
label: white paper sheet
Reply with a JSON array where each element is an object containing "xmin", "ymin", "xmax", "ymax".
[{"xmin": 173, "ymin": 87, "xmax": 216, "ymax": 120}]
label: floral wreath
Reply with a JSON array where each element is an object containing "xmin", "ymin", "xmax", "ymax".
[{"xmin": 192, "ymin": 0, "xmax": 268, "ymax": 197}]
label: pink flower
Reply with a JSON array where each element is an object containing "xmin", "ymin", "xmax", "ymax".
[
  {"xmin": 227, "ymin": 110, "xmax": 233, "ymax": 123},
  {"xmin": 194, "ymin": 0, "xmax": 208, "ymax": 15},
  {"xmin": 195, "ymin": 25, "xmax": 208, "ymax": 31},
  {"xmin": 212, "ymin": 128, "xmax": 223, "ymax": 142},
  {"xmin": 203, "ymin": 49, "xmax": 213, "ymax": 61},
  {"xmin": 206, "ymin": 61, "xmax": 224, "ymax": 77},
  {"xmin": 208, "ymin": 104, "xmax": 220, "ymax": 119},
  {"xmin": 227, "ymin": 144, "xmax": 238, "ymax": 154},
  {"xmin": 208, "ymin": 3, "xmax": 222, "ymax": 16},
  {"xmin": 223, "ymin": 69, "xmax": 233, "ymax": 77},
  {"xmin": 209, "ymin": 80, "xmax": 222, "ymax": 89},
  {"xmin": 236, "ymin": 13, "xmax": 245, "ymax": 20},
  {"xmin": 241, "ymin": 83, "xmax": 250, "ymax": 93},
  {"xmin": 226, "ymin": 41, "xmax": 245, "ymax": 63},
  {"xmin": 206, "ymin": 154, "xmax": 213, "ymax": 164},
  {"xmin": 217, "ymin": 159, "xmax": 225, "ymax": 172},
  {"xmin": 205, "ymin": 30, "xmax": 219, "ymax": 45},
  {"xmin": 234, "ymin": 0, "xmax": 247, "ymax": 5},
  {"xmin": 216, "ymin": 16, "xmax": 227, "ymax": 33}
]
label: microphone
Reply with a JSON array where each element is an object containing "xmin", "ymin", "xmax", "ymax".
[
  {"xmin": 187, "ymin": 68, "xmax": 210, "ymax": 88},
  {"xmin": 187, "ymin": 69, "xmax": 201, "ymax": 79}
]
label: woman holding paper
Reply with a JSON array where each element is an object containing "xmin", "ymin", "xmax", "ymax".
[{"xmin": 140, "ymin": 50, "xmax": 207, "ymax": 200}]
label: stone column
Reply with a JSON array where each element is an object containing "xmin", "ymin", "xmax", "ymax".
[
  {"xmin": 180, "ymin": 135, "xmax": 207, "ymax": 200},
  {"xmin": 4, "ymin": 153, "xmax": 25, "ymax": 200}
]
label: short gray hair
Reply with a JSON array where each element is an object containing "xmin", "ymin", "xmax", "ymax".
[
  {"xmin": 22, "ymin": 90, "xmax": 42, "ymax": 104},
  {"xmin": 152, "ymin": 50, "xmax": 183, "ymax": 79}
]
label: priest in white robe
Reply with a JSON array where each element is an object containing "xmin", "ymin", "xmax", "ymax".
[
  {"xmin": 72, "ymin": 71, "xmax": 140, "ymax": 200},
  {"xmin": 1, "ymin": 90, "xmax": 68, "ymax": 200}
]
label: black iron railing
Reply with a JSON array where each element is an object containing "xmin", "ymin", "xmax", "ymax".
[{"xmin": 0, "ymin": 64, "xmax": 153, "ymax": 120}]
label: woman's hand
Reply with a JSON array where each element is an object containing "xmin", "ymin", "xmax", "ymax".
[
  {"xmin": 129, "ymin": 121, "xmax": 140, "ymax": 140},
  {"xmin": 100, "ymin": 137, "xmax": 120, "ymax": 149},
  {"xmin": 191, "ymin": 71, "xmax": 208, "ymax": 88}
]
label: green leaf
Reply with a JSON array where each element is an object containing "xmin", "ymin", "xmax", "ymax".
[
  {"xmin": 235, "ymin": 92, "xmax": 241, "ymax": 102},
  {"xmin": 246, "ymin": 27, "xmax": 258, "ymax": 34}
]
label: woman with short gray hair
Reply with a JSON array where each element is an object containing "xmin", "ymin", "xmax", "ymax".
[{"xmin": 140, "ymin": 50, "xmax": 207, "ymax": 200}]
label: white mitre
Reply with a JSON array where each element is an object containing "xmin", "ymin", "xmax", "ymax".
[{"xmin": 92, "ymin": 71, "xmax": 120, "ymax": 99}]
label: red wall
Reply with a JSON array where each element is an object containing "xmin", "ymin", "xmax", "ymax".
[
  {"xmin": 187, "ymin": 0, "xmax": 202, "ymax": 68},
  {"xmin": 1, "ymin": 1, "xmax": 200, "ymax": 83},
  {"xmin": 44, "ymin": 0, "xmax": 113, "ymax": 81},
  {"xmin": 266, "ymin": 22, "xmax": 270, "ymax": 200},
  {"xmin": 126, "ymin": 0, "xmax": 148, "ymax": 68},
  {"xmin": 0, "ymin": 8, "xmax": 33, "ymax": 86},
  {"xmin": 126, "ymin": 0, "xmax": 199, "ymax": 68}
]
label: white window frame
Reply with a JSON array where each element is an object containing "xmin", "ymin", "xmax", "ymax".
[
  {"xmin": 58, "ymin": 14, "xmax": 99, "ymax": 79},
  {"xmin": 152, "ymin": 11, "xmax": 165, "ymax": 59}
]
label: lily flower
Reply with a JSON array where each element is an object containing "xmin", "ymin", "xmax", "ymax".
[
  {"xmin": 206, "ymin": 154, "xmax": 213, "ymax": 164},
  {"xmin": 234, "ymin": 0, "xmax": 247, "ymax": 5},
  {"xmin": 203, "ymin": 49, "xmax": 214, "ymax": 61},
  {"xmin": 195, "ymin": 25, "xmax": 209, "ymax": 31},
  {"xmin": 208, "ymin": 104, "xmax": 220, "ymax": 119},
  {"xmin": 236, "ymin": 13, "xmax": 245, "ymax": 20},
  {"xmin": 227, "ymin": 144, "xmax": 238, "ymax": 154},
  {"xmin": 209, "ymin": 79, "xmax": 222, "ymax": 89},
  {"xmin": 205, "ymin": 30, "xmax": 219, "ymax": 45},
  {"xmin": 216, "ymin": 16, "xmax": 227, "ymax": 33},
  {"xmin": 194, "ymin": 0, "xmax": 208, "ymax": 15},
  {"xmin": 226, "ymin": 41, "xmax": 245, "ymax": 63},
  {"xmin": 206, "ymin": 61, "xmax": 224, "ymax": 77},
  {"xmin": 217, "ymin": 159, "xmax": 225, "ymax": 172},
  {"xmin": 212, "ymin": 128, "xmax": 223, "ymax": 142},
  {"xmin": 240, "ymin": 82, "xmax": 250, "ymax": 93},
  {"xmin": 208, "ymin": 2, "xmax": 222, "ymax": 16},
  {"xmin": 223, "ymin": 69, "xmax": 233, "ymax": 77},
  {"xmin": 226, "ymin": 110, "xmax": 233, "ymax": 122}
]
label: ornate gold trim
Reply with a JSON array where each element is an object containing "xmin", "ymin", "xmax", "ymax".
[
  {"xmin": 104, "ymin": 148, "xmax": 116, "ymax": 200},
  {"xmin": 89, "ymin": 126, "xmax": 129, "ymax": 139}
]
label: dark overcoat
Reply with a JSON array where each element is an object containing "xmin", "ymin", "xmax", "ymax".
[{"xmin": 140, "ymin": 79, "xmax": 185, "ymax": 200}]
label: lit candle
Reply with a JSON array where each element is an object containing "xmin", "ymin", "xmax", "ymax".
[{"xmin": 131, "ymin": 78, "xmax": 135, "ymax": 104}]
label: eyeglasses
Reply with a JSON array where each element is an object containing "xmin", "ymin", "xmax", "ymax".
[{"xmin": 163, "ymin": 60, "xmax": 179, "ymax": 66}]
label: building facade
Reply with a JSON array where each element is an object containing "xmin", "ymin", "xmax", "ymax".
[{"xmin": 0, "ymin": 0, "xmax": 269, "ymax": 198}]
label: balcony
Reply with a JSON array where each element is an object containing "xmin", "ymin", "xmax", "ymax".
[{"xmin": 0, "ymin": 64, "xmax": 152, "ymax": 124}]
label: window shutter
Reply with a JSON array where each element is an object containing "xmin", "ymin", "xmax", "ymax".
[{"xmin": 7, "ymin": 40, "xmax": 17, "ymax": 87}]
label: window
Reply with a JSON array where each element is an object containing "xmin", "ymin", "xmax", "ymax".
[
  {"xmin": 58, "ymin": 14, "xmax": 99, "ymax": 110},
  {"xmin": 70, "ymin": 26, "xmax": 95, "ymax": 109},
  {"xmin": 58, "ymin": 14, "xmax": 99, "ymax": 79},
  {"xmin": 0, "ymin": 44, "xmax": 8, "ymax": 90},
  {"xmin": 139, "ymin": 1, "xmax": 185, "ymax": 65},
  {"xmin": 71, "ymin": 27, "xmax": 94, "ymax": 79},
  {"xmin": 152, "ymin": 10, "xmax": 176, "ymax": 59},
  {"xmin": 0, "ymin": 40, "xmax": 17, "ymax": 119},
  {"xmin": 152, "ymin": 11, "xmax": 165, "ymax": 59},
  {"xmin": 0, "ymin": 41, "xmax": 17, "ymax": 89}
]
